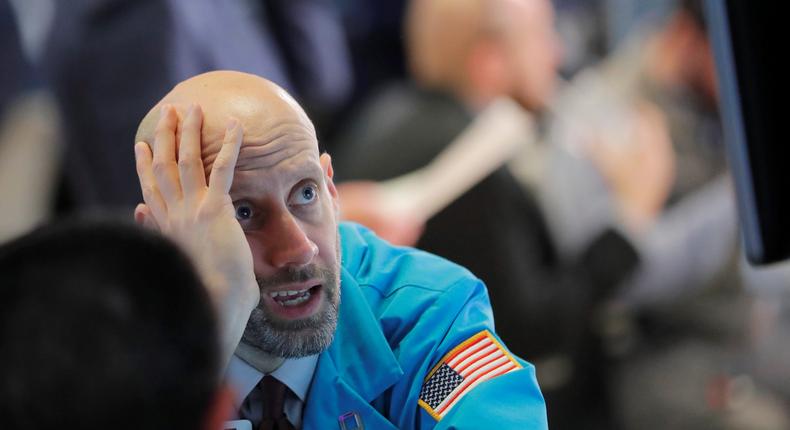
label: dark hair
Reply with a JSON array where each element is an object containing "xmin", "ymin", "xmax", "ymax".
[{"xmin": 0, "ymin": 219, "xmax": 220, "ymax": 430}]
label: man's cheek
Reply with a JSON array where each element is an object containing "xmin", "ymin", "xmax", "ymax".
[{"xmin": 246, "ymin": 238, "xmax": 267, "ymax": 275}]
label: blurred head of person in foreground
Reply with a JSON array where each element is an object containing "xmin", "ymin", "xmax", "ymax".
[{"xmin": 0, "ymin": 219, "xmax": 231, "ymax": 430}]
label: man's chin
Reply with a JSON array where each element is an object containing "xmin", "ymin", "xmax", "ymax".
[
  {"xmin": 241, "ymin": 297, "xmax": 338, "ymax": 358},
  {"xmin": 242, "ymin": 325, "xmax": 336, "ymax": 359}
]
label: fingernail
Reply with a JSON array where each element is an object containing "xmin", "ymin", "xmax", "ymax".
[
  {"xmin": 134, "ymin": 142, "xmax": 144, "ymax": 157},
  {"xmin": 159, "ymin": 104, "xmax": 170, "ymax": 117}
]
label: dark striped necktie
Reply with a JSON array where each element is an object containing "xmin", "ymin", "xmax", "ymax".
[{"xmin": 258, "ymin": 375, "xmax": 296, "ymax": 430}]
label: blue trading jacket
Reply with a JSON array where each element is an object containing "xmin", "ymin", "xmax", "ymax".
[{"xmin": 302, "ymin": 223, "xmax": 548, "ymax": 429}]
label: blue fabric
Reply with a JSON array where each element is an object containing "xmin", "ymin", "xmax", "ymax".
[{"xmin": 301, "ymin": 223, "xmax": 548, "ymax": 429}]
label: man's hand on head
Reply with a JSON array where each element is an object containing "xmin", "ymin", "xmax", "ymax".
[{"xmin": 133, "ymin": 103, "xmax": 258, "ymax": 366}]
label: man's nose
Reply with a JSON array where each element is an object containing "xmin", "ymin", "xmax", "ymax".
[{"xmin": 265, "ymin": 213, "xmax": 319, "ymax": 269}]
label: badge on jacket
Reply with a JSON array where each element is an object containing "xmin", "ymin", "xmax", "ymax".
[
  {"xmin": 338, "ymin": 411, "xmax": 363, "ymax": 429},
  {"xmin": 418, "ymin": 330, "xmax": 522, "ymax": 420}
]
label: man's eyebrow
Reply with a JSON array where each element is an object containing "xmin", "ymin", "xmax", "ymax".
[
  {"xmin": 231, "ymin": 160, "xmax": 323, "ymax": 195},
  {"xmin": 284, "ymin": 162, "xmax": 324, "ymax": 184}
]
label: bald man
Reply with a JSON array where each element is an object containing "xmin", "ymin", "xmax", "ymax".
[
  {"xmin": 407, "ymin": 0, "xmax": 560, "ymax": 112},
  {"xmin": 133, "ymin": 71, "xmax": 547, "ymax": 429},
  {"xmin": 334, "ymin": 0, "xmax": 561, "ymax": 180}
]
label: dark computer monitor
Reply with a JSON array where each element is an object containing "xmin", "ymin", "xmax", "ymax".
[{"xmin": 705, "ymin": 0, "xmax": 787, "ymax": 264}]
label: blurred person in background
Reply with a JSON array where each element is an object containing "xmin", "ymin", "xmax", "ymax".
[
  {"xmin": 333, "ymin": 0, "xmax": 562, "ymax": 180},
  {"xmin": 327, "ymin": 0, "xmax": 410, "ymax": 142},
  {"xmin": 29, "ymin": 0, "xmax": 352, "ymax": 213},
  {"xmin": 540, "ymin": 0, "xmax": 790, "ymax": 427},
  {"xmin": 0, "ymin": 219, "xmax": 231, "ymax": 430},
  {"xmin": 0, "ymin": 0, "xmax": 62, "ymax": 243},
  {"xmin": 333, "ymin": 0, "xmax": 654, "ymax": 427}
]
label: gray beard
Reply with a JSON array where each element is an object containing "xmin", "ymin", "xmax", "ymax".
[{"xmin": 241, "ymin": 264, "xmax": 340, "ymax": 358}]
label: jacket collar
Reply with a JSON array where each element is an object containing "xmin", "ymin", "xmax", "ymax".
[
  {"xmin": 326, "ymin": 223, "xmax": 403, "ymax": 400},
  {"xmin": 302, "ymin": 225, "xmax": 403, "ymax": 428}
]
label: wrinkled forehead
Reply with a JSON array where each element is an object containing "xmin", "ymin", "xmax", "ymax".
[
  {"xmin": 235, "ymin": 125, "xmax": 321, "ymax": 174},
  {"xmin": 197, "ymin": 95, "xmax": 319, "ymax": 173},
  {"xmin": 231, "ymin": 147, "xmax": 323, "ymax": 197},
  {"xmin": 147, "ymin": 86, "xmax": 318, "ymax": 173}
]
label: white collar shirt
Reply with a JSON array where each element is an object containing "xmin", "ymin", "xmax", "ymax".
[{"xmin": 225, "ymin": 353, "xmax": 318, "ymax": 428}]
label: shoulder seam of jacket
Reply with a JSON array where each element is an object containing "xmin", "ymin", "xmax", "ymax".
[{"xmin": 357, "ymin": 276, "xmax": 480, "ymax": 299}]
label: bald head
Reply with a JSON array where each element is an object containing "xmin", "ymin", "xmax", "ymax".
[
  {"xmin": 135, "ymin": 71, "xmax": 342, "ymax": 361},
  {"xmin": 406, "ymin": 0, "xmax": 487, "ymax": 88},
  {"xmin": 136, "ymin": 71, "xmax": 317, "ymax": 173},
  {"xmin": 406, "ymin": 0, "xmax": 560, "ymax": 110}
]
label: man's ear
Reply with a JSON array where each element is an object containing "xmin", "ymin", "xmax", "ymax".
[
  {"xmin": 467, "ymin": 38, "xmax": 509, "ymax": 96},
  {"xmin": 320, "ymin": 153, "xmax": 339, "ymax": 196},
  {"xmin": 320, "ymin": 153, "xmax": 341, "ymax": 215},
  {"xmin": 203, "ymin": 383, "xmax": 235, "ymax": 430}
]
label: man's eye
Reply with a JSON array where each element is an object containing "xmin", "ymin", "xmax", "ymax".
[
  {"xmin": 235, "ymin": 204, "xmax": 254, "ymax": 220},
  {"xmin": 292, "ymin": 183, "xmax": 318, "ymax": 206}
]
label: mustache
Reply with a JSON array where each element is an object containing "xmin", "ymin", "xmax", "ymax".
[{"xmin": 256, "ymin": 264, "xmax": 332, "ymax": 290}]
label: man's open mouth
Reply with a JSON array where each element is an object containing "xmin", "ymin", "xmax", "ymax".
[
  {"xmin": 262, "ymin": 283, "xmax": 323, "ymax": 320},
  {"xmin": 268, "ymin": 284, "xmax": 321, "ymax": 307}
]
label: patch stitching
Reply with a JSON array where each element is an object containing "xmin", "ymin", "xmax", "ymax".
[{"xmin": 418, "ymin": 330, "xmax": 521, "ymax": 420}]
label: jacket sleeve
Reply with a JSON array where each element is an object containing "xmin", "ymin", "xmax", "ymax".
[
  {"xmin": 415, "ymin": 278, "xmax": 548, "ymax": 430},
  {"xmin": 434, "ymin": 362, "xmax": 547, "ymax": 430},
  {"xmin": 374, "ymin": 270, "xmax": 548, "ymax": 430}
]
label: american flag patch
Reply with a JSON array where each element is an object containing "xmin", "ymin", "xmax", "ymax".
[{"xmin": 418, "ymin": 330, "xmax": 522, "ymax": 420}]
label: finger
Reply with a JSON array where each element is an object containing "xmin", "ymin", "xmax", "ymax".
[
  {"xmin": 178, "ymin": 103, "xmax": 207, "ymax": 198},
  {"xmin": 134, "ymin": 203, "xmax": 161, "ymax": 231},
  {"xmin": 135, "ymin": 141, "xmax": 169, "ymax": 224},
  {"xmin": 152, "ymin": 105, "xmax": 183, "ymax": 203},
  {"xmin": 208, "ymin": 119, "xmax": 243, "ymax": 197}
]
